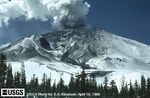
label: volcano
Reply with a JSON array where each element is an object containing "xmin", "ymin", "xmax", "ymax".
[{"xmin": 0, "ymin": 27, "xmax": 150, "ymax": 87}]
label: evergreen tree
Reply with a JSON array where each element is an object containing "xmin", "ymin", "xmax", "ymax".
[
  {"xmin": 14, "ymin": 71, "xmax": 21, "ymax": 88},
  {"xmin": 129, "ymin": 80, "xmax": 135, "ymax": 98},
  {"xmin": 52, "ymin": 80, "xmax": 56, "ymax": 93},
  {"xmin": 26, "ymin": 82, "xmax": 30, "ymax": 93},
  {"xmin": 46, "ymin": 73, "xmax": 51, "ymax": 93},
  {"xmin": 20, "ymin": 62, "xmax": 26, "ymax": 89},
  {"xmin": 28, "ymin": 74, "xmax": 39, "ymax": 98},
  {"xmin": 57, "ymin": 77, "xmax": 65, "ymax": 93},
  {"xmin": 120, "ymin": 82, "xmax": 128, "ymax": 98},
  {"xmin": 68, "ymin": 75, "xmax": 76, "ymax": 93},
  {"xmin": 0, "ymin": 53, "xmax": 7, "ymax": 88},
  {"xmin": 91, "ymin": 74, "xmax": 97, "ymax": 93},
  {"xmin": 99, "ymin": 84, "xmax": 104, "ymax": 98},
  {"xmin": 104, "ymin": 76, "xmax": 109, "ymax": 98},
  {"xmin": 110, "ymin": 80, "xmax": 118, "ymax": 98},
  {"xmin": 29, "ymin": 74, "xmax": 34, "ymax": 93},
  {"xmin": 75, "ymin": 76, "xmax": 80, "ymax": 93},
  {"xmin": 34, "ymin": 78, "xmax": 39, "ymax": 93},
  {"xmin": 29, "ymin": 74, "xmax": 38, "ymax": 93},
  {"xmin": 86, "ymin": 77, "xmax": 97, "ymax": 93},
  {"xmin": 134, "ymin": 80, "xmax": 140, "ymax": 98},
  {"xmin": 6, "ymin": 64, "xmax": 13, "ymax": 87},
  {"xmin": 85, "ymin": 78, "xmax": 90, "ymax": 92},
  {"xmin": 80, "ymin": 68, "xmax": 86, "ymax": 93},
  {"xmin": 40, "ymin": 73, "xmax": 47, "ymax": 93},
  {"xmin": 120, "ymin": 76, "xmax": 127, "ymax": 98},
  {"xmin": 146, "ymin": 78, "xmax": 150, "ymax": 98},
  {"xmin": 140, "ymin": 75, "xmax": 146, "ymax": 98},
  {"xmin": 0, "ymin": 53, "xmax": 6, "ymax": 64}
]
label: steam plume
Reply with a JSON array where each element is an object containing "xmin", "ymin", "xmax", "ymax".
[{"xmin": 0, "ymin": 0, "xmax": 90, "ymax": 29}]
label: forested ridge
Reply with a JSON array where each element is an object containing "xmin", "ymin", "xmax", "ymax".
[{"xmin": 0, "ymin": 53, "xmax": 150, "ymax": 98}]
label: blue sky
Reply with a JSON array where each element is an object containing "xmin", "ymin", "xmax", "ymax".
[
  {"xmin": 0, "ymin": 0, "xmax": 150, "ymax": 45},
  {"xmin": 88, "ymin": 0, "xmax": 150, "ymax": 44}
]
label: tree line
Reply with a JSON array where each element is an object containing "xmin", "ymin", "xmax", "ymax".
[{"xmin": 0, "ymin": 53, "xmax": 150, "ymax": 98}]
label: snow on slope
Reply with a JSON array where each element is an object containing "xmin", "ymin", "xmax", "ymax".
[
  {"xmin": 10, "ymin": 61, "xmax": 81, "ymax": 84},
  {"xmin": 0, "ymin": 27, "xmax": 150, "ymax": 86},
  {"xmin": 0, "ymin": 43, "xmax": 11, "ymax": 50}
]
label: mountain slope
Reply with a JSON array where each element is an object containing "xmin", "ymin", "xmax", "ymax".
[{"xmin": 0, "ymin": 27, "xmax": 150, "ymax": 86}]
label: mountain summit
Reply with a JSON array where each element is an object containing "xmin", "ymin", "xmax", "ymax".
[{"xmin": 0, "ymin": 27, "xmax": 150, "ymax": 85}]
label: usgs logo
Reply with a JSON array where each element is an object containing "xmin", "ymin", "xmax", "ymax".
[{"xmin": 1, "ymin": 88, "xmax": 25, "ymax": 97}]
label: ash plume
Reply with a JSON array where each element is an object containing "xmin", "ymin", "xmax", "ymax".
[{"xmin": 0, "ymin": 0, "xmax": 90, "ymax": 29}]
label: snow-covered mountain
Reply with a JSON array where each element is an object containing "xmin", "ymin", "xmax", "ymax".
[{"xmin": 0, "ymin": 27, "xmax": 150, "ymax": 87}]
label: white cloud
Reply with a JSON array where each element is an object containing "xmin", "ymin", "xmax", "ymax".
[{"xmin": 0, "ymin": 0, "xmax": 90, "ymax": 29}]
